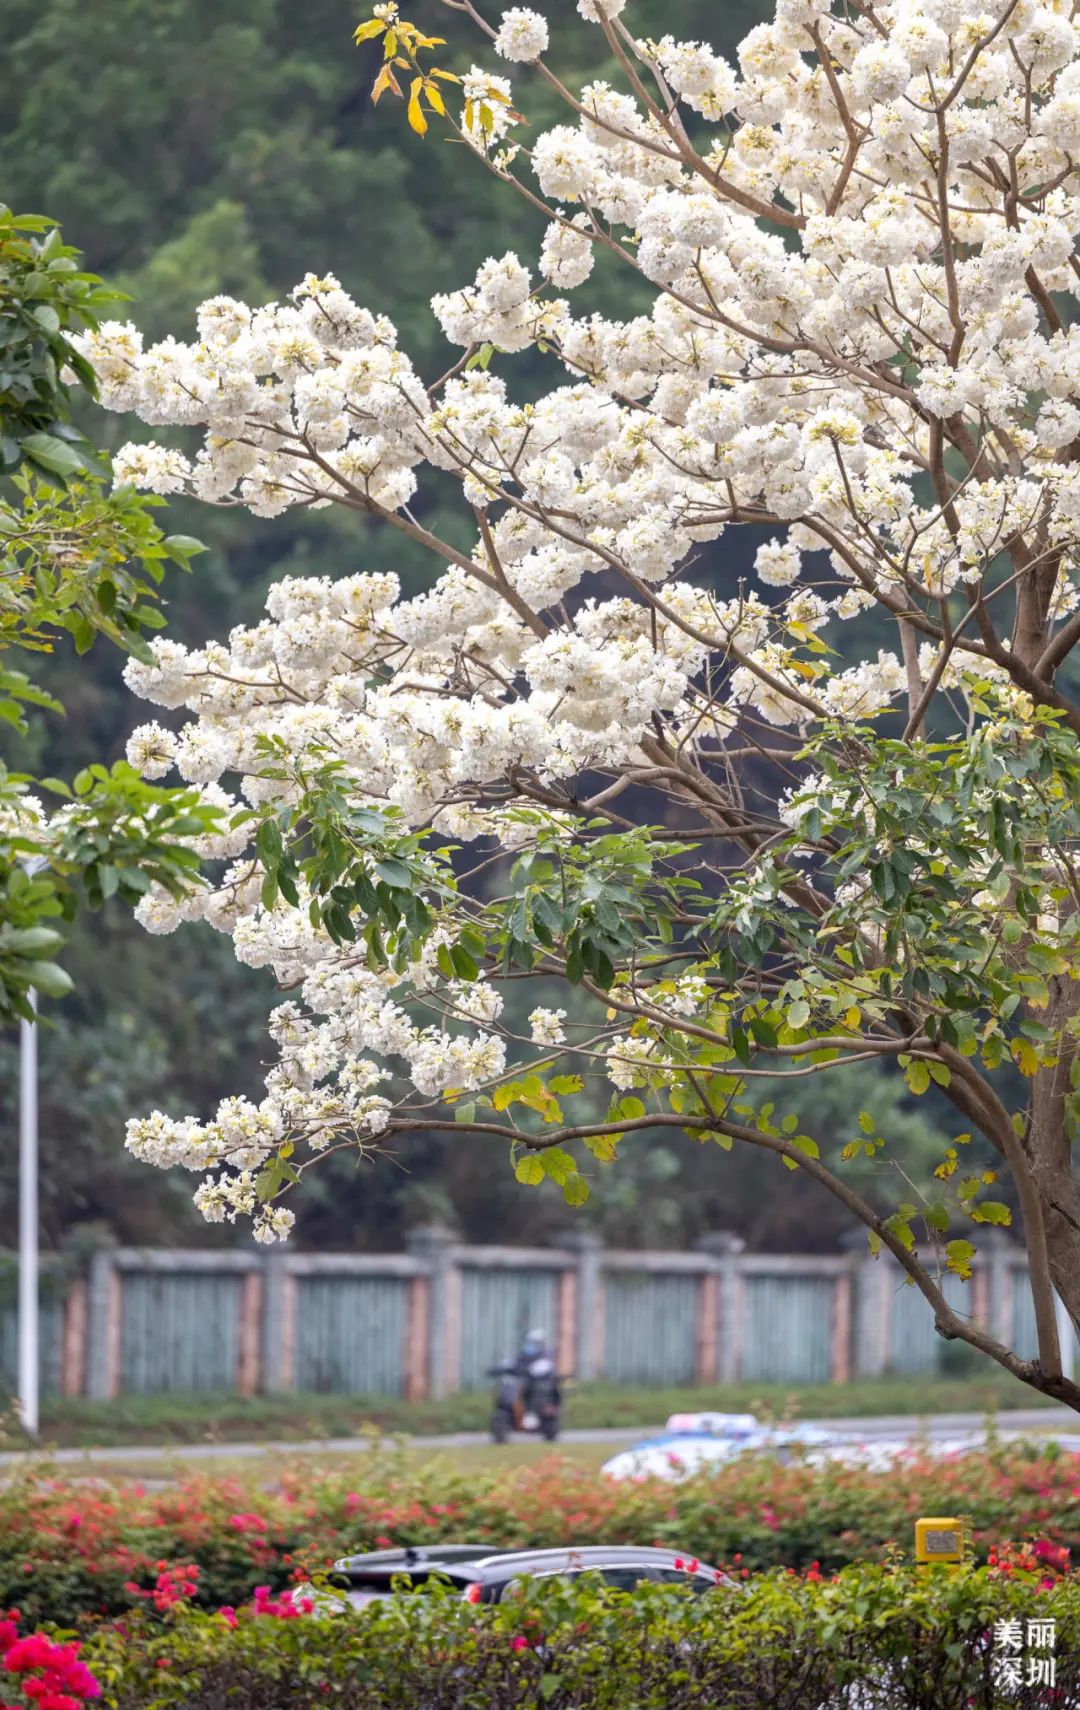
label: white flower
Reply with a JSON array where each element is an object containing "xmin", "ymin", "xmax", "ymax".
[
  {"xmin": 125, "ymin": 721, "xmax": 178, "ymax": 779},
  {"xmin": 529, "ymin": 1007, "xmax": 567, "ymax": 1046},
  {"xmin": 494, "ymin": 7, "xmax": 549, "ymax": 61},
  {"xmin": 539, "ymin": 217, "xmax": 595, "ymax": 288},
  {"xmin": 1037, "ymin": 399, "xmax": 1080, "ymax": 450},
  {"xmin": 754, "ymin": 538, "xmax": 802, "ymax": 587},
  {"xmin": 112, "ymin": 442, "xmax": 191, "ymax": 495},
  {"xmin": 577, "ymin": 0, "xmax": 627, "ymax": 18}
]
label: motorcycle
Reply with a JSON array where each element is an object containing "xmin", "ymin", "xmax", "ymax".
[{"xmin": 488, "ymin": 1355, "xmax": 562, "ymax": 1444}]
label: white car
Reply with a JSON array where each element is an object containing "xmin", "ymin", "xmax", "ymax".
[{"xmin": 602, "ymin": 1419, "xmax": 842, "ymax": 1482}]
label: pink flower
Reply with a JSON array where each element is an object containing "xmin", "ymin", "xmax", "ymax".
[{"xmin": 228, "ymin": 1513, "xmax": 268, "ymax": 1534}]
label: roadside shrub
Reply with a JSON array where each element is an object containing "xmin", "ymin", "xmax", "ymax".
[
  {"xmin": 7, "ymin": 1442, "xmax": 1080, "ymax": 1626},
  {"xmin": 82, "ymin": 1566, "xmax": 1080, "ymax": 1710}
]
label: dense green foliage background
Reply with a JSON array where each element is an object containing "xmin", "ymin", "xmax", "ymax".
[{"xmin": 0, "ymin": 0, "xmax": 966, "ymax": 1254}]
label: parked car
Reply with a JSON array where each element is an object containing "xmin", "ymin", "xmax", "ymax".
[{"xmin": 296, "ymin": 1544, "xmax": 734, "ymax": 1610}]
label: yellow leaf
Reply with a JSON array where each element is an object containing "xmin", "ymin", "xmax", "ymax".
[
  {"xmin": 844, "ymin": 1007, "xmax": 861, "ymax": 1030},
  {"xmin": 371, "ymin": 63, "xmax": 400, "ymax": 103},
  {"xmin": 1012, "ymin": 1039, "xmax": 1040, "ymax": 1077},
  {"xmin": 431, "ymin": 68, "xmax": 462, "ymax": 83},
  {"xmin": 408, "ymin": 81, "xmax": 429, "ymax": 135},
  {"xmin": 353, "ymin": 18, "xmax": 386, "ymax": 42},
  {"xmin": 425, "ymin": 82, "xmax": 446, "ymax": 117},
  {"xmin": 383, "ymin": 28, "xmax": 397, "ymax": 55}
]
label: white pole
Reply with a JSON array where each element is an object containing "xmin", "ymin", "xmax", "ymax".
[{"xmin": 18, "ymin": 987, "xmax": 38, "ymax": 1438}]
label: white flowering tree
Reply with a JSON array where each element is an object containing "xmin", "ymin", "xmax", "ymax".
[{"xmin": 75, "ymin": 0, "xmax": 1080, "ymax": 1407}]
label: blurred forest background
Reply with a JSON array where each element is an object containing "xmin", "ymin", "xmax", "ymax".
[{"xmin": 0, "ymin": 0, "xmax": 981, "ymax": 1255}]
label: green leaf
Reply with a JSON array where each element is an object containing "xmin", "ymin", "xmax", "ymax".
[
  {"xmin": 449, "ymin": 942, "xmax": 478, "ymax": 980},
  {"xmin": 905, "ymin": 1060, "xmax": 931, "ymax": 1095},
  {"xmin": 20, "ymin": 430, "xmax": 88, "ymax": 477},
  {"xmin": 610, "ymin": 1095, "xmax": 646, "ymax": 1121},
  {"xmin": 971, "ymin": 1201, "xmax": 1012, "ymax": 1227},
  {"xmin": 562, "ymin": 1174, "xmax": 589, "ymax": 1206},
  {"xmin": 374, "ymin": 858, "xmax": 413, "ymax": 889},
  {"xmin": 549, "ymin": 1075, "xmax": 583, "ymax": 1096},
  {"xmin": 946, "ymin": 1238, "xmax": 977, "ymax": 1280},
  {"xmin": 25, "ymin": 959, "xmax": 74, "ymax": 998},
  {"xmin": 540, "ymin": 1147, "xmax": 576, "ymax": 1185},
  {"xmin": 162, "ymin": 533, "xmax": 206, "ymax": 557},
  {"xmin": 1, "ymin": 926, "xmax": 64, "ymax": 955},
  {"xmin": 514, "ymin": 1155, "xmax": 545, "ymax": 1186}
]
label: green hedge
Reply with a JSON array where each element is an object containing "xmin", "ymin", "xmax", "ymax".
[{"xmin": 83, "ymin": 1567, "xmax": 1080, "ymax": 1709}]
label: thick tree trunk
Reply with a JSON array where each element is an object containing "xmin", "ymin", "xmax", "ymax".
[{"xmin": 1027, "ymin": 977, "xmax": 1080, "ymax": 1343}]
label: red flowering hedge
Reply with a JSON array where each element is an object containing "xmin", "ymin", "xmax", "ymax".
[{"xmin": 6, "ymin": 1441, "xmax": 1080, "ymax": 1627}]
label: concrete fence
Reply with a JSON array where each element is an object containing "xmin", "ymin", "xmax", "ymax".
[{"xmin": 0, "ymin": 1231, "xmax": 1059, "ymax": 1402}]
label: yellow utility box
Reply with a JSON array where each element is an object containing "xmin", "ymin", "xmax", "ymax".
[{"xmin": 915, "ymin": 1517, "xmax": 964, "ymax": 1566}]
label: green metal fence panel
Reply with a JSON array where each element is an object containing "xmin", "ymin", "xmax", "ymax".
[
  {"xmin": 457, "ymin": 1267, "xmax": 560, "ymax": 1390},
  {"xmin": 887, "ymin": 1267, "xmax": 969, "ymax": 1373},
  {"xmin": 741, "ymin": 1273, "xmax": 834, "ymax": 1383},
  {"xmin": 1011, "ymin": 1269, "xmax": 1079, "ymax": 1365},
  {"xmin": 602, "ymin": 1271, "xmax": 699, "ymax": 1385},
  {"xmin": 1011, "ymin": 1271, "xmax": 1037, "ymax": 1360},
  {"xmin": 294, "ymin": 1275, "xmax": 409, "ymax": 1395},
  {"xmin": 0, "ymin": 1298, "xmax": 63, "ymax": 1397},
  {"xmin": 120, "ymin": 1271, "xmax": 242, "ymax": 1393}
]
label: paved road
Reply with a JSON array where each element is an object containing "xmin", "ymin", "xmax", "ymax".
[{"xmin": 1, "ymin": 1406, "xmax": 1079, "ymax": 1468}]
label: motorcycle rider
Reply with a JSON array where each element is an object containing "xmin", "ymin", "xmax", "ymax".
[
  {"xmin": 488, "ymin": 1327, "xmax": 561, "ymax": 1441},
  {"xmin": 514, "ymin": 1327, "xmax": 556, "ymax": 1422}
]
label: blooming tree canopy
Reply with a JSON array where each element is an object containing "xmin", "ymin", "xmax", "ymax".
[{"xmin": 76, "ymin": 0, "xmax": 1080, "ymax": 1408}]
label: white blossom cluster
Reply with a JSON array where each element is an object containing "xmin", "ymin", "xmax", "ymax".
[{"xmin": 74, "ymin": 0, "xmax": 1080, "ymax": 1236}]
